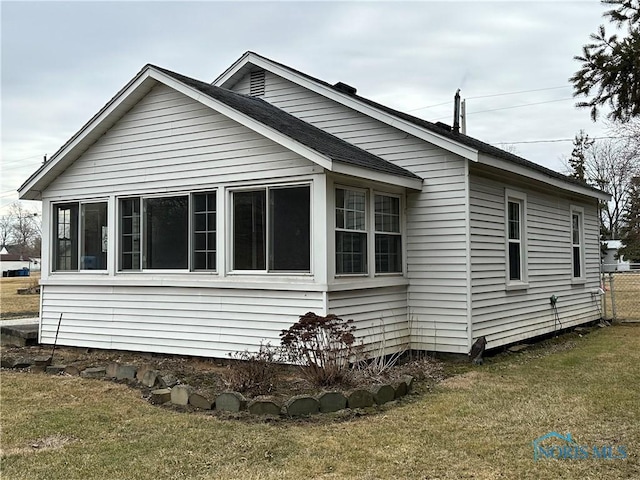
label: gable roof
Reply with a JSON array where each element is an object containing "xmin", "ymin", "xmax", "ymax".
[
  {"xmin": 215, "ymin": 51, "xmax": 609, "ymax": 201},
  {"xmin": 19, "ymin": 65, "xmax": 422, "ymax": 200}
]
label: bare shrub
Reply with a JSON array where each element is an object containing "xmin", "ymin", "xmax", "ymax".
[
  {"xmin": 280, "ymin": 312, "xmax": 357, "ymax": 387},
  {"xmin": 222, "ymin": 342, "xmax": 279, "ymax": 396}
]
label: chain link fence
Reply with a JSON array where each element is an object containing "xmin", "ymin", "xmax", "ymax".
[{"xmin": 601, "ymin": 266, "xmax": 640, "ymax": 322}]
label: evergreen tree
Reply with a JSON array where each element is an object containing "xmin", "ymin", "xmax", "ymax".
[
  {"xmin": 570, "ymin": 0, "xmax": 640, "ymax": 122},
  {"xmin": 619, "ymin": 176, "xmax": 640, "ymax": 263},
  {"xmin": 569, "ymin": 130, "xmax": 594, "ymax": 181}
]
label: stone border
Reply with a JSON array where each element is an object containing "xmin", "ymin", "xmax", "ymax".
[{"xmin": 1, "ymin": 356, "xmax": 414, "ymax": 418}]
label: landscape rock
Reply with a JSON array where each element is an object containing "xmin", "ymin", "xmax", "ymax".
[
  {"xmin": 317, "ymin": 391, "xmax": 347, "ymax": 413},
  {"xmin": 105, "ymin": 362, "xmax": 119, "ymax": 378},
  {"xmin": 403, "ymin": 375, "xmax": 415, "ymax": 392},
  {"xmin": 45, "ymin": 365, "xmax": 66, "ymax": 375},
  {"xmin": 1, "ymin": 357, "xmax": 34, "ymax": 369},
  {"xmin": 189, "ymin": 392, "xmax": 213, "ymax": 410},
  {"xmin": 141, "ymin": 369, "xmax": 160, "ymax": 388},
  {"xmin": 347, "ymin": 389, "xmax": 374, "ymax": 409},
  {"xmin": 136, "ymin": 364, "xmax": 153, "ymax": 382},
  {"xmin": 371, "ymin": 384, "xmax": 395, "ymax": 405},
  {"xmin": 215, "ymin": 392, "xmax": 247, "ymax": 412},
  {"xmin": 286, "ymin": 395, "xmax": 319, "ymax": 417},
  {"xmin": 116, "ymin": 364, "xmax": 137, "ymax": 381},
  {"xmin": 64, "ymin": 365, "xmax": 81, "ymax": 376},
  {"xmin": 150, "ymin": 388, "xmax": 172, "ymax": 405},
  {"xmin": 171, "ymin": 385, "xmax": 194, "ymax": 406},
  {"xmin": 34, "ymin": 355, "xmax": 53, "ymax": 366},
  {"xmin": 508, "ymin": 344, "xmax": 530, "ymax": 353},
  {"xmin": 80, "ymin": 367, "xmax": 106, "ymax": 379},
  {"xmin": 158, "ymin": 373, "xmax": 179, "ymax": 388},
  {"xmin": 248, "ymin": 399, "xmax": 281, "ymax": 416},
  {"xmin": 393, "ymin": 380, "xmax": 408, "ymax": 398}
]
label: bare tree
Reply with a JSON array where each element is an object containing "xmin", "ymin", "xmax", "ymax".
[
  {"xmin": 0, "ymin": 213, "xmax": 13, "ymax": 249},
  {"xmin": 7, "ymin": 203, "xmax": 41, "ymax": 257},
  {"xmin": 585, "ymin": 138, "xmax": 640, "ymax": 238}
]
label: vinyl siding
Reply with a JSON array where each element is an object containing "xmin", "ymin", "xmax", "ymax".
[
  {"xmin": 45, "ymin": 83, "xmax": 318, "ymax": 199},
  {"xmin": 327, "ymin": 285, "xmax": 410, "ymax": 355},
  {"xmin": 40, "ymin": 283, "xmax": 324, "ymax": 358},
  {"xmin": 469, "ymin": 170, "xmax": 601, "ymax": 348},
  {"xmin": 231, "ymin": 71, "xmax": 470, "ymax": 354}
]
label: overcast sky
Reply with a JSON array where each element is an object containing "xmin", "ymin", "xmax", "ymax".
[{"xmin": 1, "ymin": 0, "xmax": 614, "ymax": 213}]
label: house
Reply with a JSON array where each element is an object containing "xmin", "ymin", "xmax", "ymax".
[
  {"xmin": 602, "ymin": 240, "xmax": 630, "ymax": 272},
  {"xmin": 18, "ymin": 52, "xmax": 610, "ymax": 357},
  {"xmin": 1, "ymin": 247, "xmax": 32, "ymax": 276}
]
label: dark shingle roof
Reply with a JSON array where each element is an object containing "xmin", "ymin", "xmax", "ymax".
[
  {"xmin": 242, "ymin": 51, "xmax": 605, "ymax": 195},
  {"xmin": 152, "ymin": 65, "xmax": 420, "ymax": 180}
]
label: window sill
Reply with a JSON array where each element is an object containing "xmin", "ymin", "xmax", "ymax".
[
  {"xmin": 505, "ymin": 281, "xmax": 529, "ymax": 291},
  {"xmin": 571, "ymin": 277, "xmax": 587, "ymax": 285}
]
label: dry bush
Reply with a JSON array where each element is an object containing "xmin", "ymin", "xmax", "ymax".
[{"xmin": 222, "ymin": 342, "xmax": 279, "ymax": 396}]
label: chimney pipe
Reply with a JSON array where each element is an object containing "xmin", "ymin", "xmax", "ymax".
[{"xmin": 453, "ymin": 89, "xmax": 461, "ymax": 134}]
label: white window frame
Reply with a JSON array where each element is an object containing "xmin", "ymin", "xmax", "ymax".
[
  {"xmin": 373, "ymin": 191, "xmax": 403, "ymax": 275},
  {"xmin": 570, "ymin": 205, "xmax": 586, "ymax": 283},
  {"xmin": 504, "ymin": 189, "xmax": 528, "ymax": 290},
  {"xmin": 335, "ymin": 186, "xmax": 369, "ymax": 276},
  {"xmin": 228, "ymin": 183, "xmax": 312, "ymax": 275}
]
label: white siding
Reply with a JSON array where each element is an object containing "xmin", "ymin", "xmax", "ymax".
[
  {"xmin": 469, "ymin": 170, "xmax": 601, "ymax": 348},
  {"xmin": 327, "ymin": 285, "xmax": 410, "ymax": 355},
  {"xmin": 231, "ymin": 71, "xmax": 470, "ymax": 354},
  {"xmin": 45, "ymin": 83, "xmax": 318, "ymax": 199},
  {"xmin": 40, "ymin": 284, "xmax": 324, "ymax": 357}
]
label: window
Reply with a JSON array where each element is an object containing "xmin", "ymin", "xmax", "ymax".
[
  {"xmin": 53, "ymin": 202, "xmax": 107, "ymax": 271},
  {"xmin": 119, "ymin": 195, "xmax": 190, "ymax": 271},
  {"xmin": 375, "ymin": 194, "xmax": 402, "ymax": 273},
  {"xmin": 233, "ymin": 185, "xmax": 310, "ymax": 272},
  {"xmin": 335, "ymin": 188, "xmax": 367, "ymax": 274},
  {"xmin": 505, "ymin": 190, "xmax": 527, "ymax": 287},
  {"xmin": 571, "ymin": 207, "xmax": 584, "ymax": 280},
  {"xmin": 193, "ymin": 192, "xmax": 216, "ymax": 271}
]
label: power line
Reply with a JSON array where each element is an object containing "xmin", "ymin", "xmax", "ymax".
[
  {"xmin": 1, "ymin": 155, "xmax": 43, "ymax": 166},
  {"xmin": 494, "ymin": 135, "xmax": 632, "ymax": 145},
  {"xmin": 432, "ymin": 97, "xmax": 575, "ymax": 121}
]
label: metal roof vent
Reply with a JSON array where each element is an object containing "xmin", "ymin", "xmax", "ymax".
[
  {"xmin": 249, "ymin": 69, "xmax": 266, "ymax": 97},
  {"xmin": 333, "ymin": 82, "xmax": 357, "ymax": 95}
]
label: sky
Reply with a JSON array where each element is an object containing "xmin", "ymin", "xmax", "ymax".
[{"xmin": 1, "ymin": 0, "xmax": 615, "ymax": 213}]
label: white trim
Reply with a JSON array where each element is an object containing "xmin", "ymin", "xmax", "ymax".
[
  {"xmin": 213, "ymin": 52, "xmax": 480, "ymax": 162},
  {"xmin": 504, "ymin": 188, "xmax": 529, "ymax": 290},
  {"xmin": 464, "ymin": 161, "xmax": 473, "ymax": 352}
]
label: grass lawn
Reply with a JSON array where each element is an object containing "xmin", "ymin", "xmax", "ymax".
[
  {"xmin": 603, "ymin": 272, "xmax": 640, "ymax": 321},
  {"xmin": 1, "ymin": 324, "xmax": 638, "ymax": 479},
  {"xmin": 0, "ymin": 274, "xmax": 40, "ymax": 320}
]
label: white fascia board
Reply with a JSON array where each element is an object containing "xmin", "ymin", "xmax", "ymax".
[
  {"xmin": 331, "ymin": 163, "xmax": 423, "ymax": 190},
  {"xmin": 148, "ymin": 68, "xmax": 334, "ymax": 172},
  {"xmin": 478, "ymin": 153, "xmax": 611, "ymax": 202},
  {"xmin": 19, "ymin": 70, "xmax": 158, "ymax": 200},
  {"xmin": 213, "ymin": 53, "xmax": 479, "ymax": 162}
]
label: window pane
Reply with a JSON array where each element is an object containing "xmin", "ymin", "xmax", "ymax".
[
  {"xmin": 193, "ymin": 192, "xmax": 216, "ymax": 271},
  {"xmin": 336, "ymin": 188, "xmax": 366, "ymax": 232},
  {"xmin": 234, "ymin": 190, "xmax": 265, "ymax": 270},
  {"xmin": 573, "ymin": 246, "xmax": 581, "ymax": 277},
  {"xmin": 508, "ymin": 201, "xmax": 520, "ymax": 240},
  {"xmin": 336, "ymin": 231, "xmax": 367, "ymax": 274},
  {"xmin": 375, "ymin": 234, "xmax": 402, "ymax": 273},
  {"xmin": 375, "ymin": 195, "xmax": 400, "ymax": 233},
  {"xmin": 120, "ymin": 198, "xmax": 141, "ymax": 271},
  {"xmin": 572, "ymin": 214, "xmax": 580, "ymax": 244},
  {"xmin": 269, "ymin": 186, "xmax": 310, "ymax": 271},
  {"xmin": 54, "ymin": 204, "xmax": 78, "ymax": 271},
  {"xmin": 144, "ymin": 196, "xmax": 188, "ymax": 269},
  {"xmin": 509, "ymin": 242, "xmax": 521, "ymax": 280},
  {"xmin": 81, "ymin": 202, "xmax": 108, "ymax": 270}
]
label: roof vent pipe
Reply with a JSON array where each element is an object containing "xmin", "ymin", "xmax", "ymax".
[{"xmin": 453, "ymin": 89, "xmax": 461, "ymax": 134}]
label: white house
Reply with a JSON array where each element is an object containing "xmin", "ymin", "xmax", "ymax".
[
  {"xmin": 602, "ymin": 240, "xmax": 630, "ymax": 272},
  {"xmin": 18, "ymin": 52, "xmax": 610, "ymax": 357}
]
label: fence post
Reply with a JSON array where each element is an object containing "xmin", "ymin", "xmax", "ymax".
[{"xmin": 609, "ymin": 272, "xmax": 617, "ymax": 322}]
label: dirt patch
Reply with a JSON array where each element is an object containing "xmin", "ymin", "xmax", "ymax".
[
  {"xmin": 439, "ymin": 370, "xmax": 483, "ymax": 390},
  {"xmin": 1, "ymin": 434, "xmax": 76, "ymax": 457}
]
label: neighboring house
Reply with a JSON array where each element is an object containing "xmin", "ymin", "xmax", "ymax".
[
  {"xmin": 602, "ymin": 240, "xmax": 630, "ymax": 272},
  {"xmin": 18, "ymin": 52, "xmax": 610, "ymax": 357}
]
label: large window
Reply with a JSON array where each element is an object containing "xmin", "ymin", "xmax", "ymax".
[
  {"xmin": 119, "ymin": 195, "xmax": 197, "ymax": 271},
  {"xmin": 571, "ymin": 207, "xmax": 584, "ymax": 280},
  {"xmin": 233, "ymin": 185, "xmax": 310, "ymax": 272},
  {"xmin": 505, "ymin": 190, "xmax": 527, "ymax": 287},
  {"xmin": 335, "ymin": 187, "xmax": 404, "ymax": 276},
  {"xmin": 53, "ymin": 202, "xmax": 107, "ymax": 271}
]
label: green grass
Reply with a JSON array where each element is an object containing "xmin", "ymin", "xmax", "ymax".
[{"xmin": 1, "ymin": 324, "xmax": 639, "ymax": 479}]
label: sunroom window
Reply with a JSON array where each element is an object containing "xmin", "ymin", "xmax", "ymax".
[
  {"xmin": 335, "ymin": 188, "xmax": 367, "ymax": 274},
  {"xmin": 374, "ymin": 194, "xmax": 402, "ymax": 273},
  {"xmin": 232, "ymin": 185, "xmax": 310, "ymax": 272},
  {"xmin": 53, "ymin": 201, "xmax": 107, "ymax": 271}
]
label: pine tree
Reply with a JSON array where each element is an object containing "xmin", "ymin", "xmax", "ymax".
[
  {"xmin": 570, "ymin": 0, "xmax": 640, "ymax": 122},
  {"xmin": 569, "ymin": 130, "xmax": 594, "ymax": 181},
  {"xmin": 619, "ymin": 176, "xmax": 640, "ymax": 263}
]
